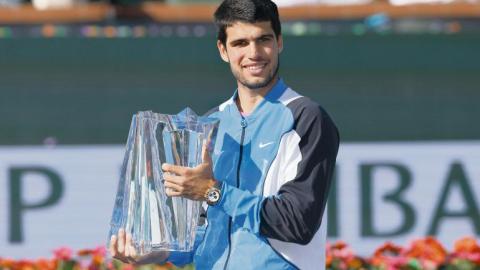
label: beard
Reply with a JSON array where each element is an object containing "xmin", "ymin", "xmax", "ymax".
[{"xmin": 231, "ymin": 57, "xmax": 280, "ymax": 90}]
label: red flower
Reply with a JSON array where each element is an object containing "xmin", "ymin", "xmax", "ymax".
[
  {"xmin": 402, "ymin": 237, "xmax": 448, "ymax": 268},
  {"xmin": 452, "ymin": 236, "xmax": 480, "ymax": 265},
  {"xmin": 330, "ymin": 240, "xmax": 348, "ymax": 250},
  {"xmin": 328, "ymin": 240, "xmax": 354, "ymax": 260},
  {"xmin": 370, "ymin": 242, "xmax": 407, "ymax": 269},
  {"xmin": 15, "ymin": 259, "xmax": 36, "ymax": 270},
  {"xmin": 0, "ymin": 258, "xmax": 15, "ymax": 269},
  {"xmin": 373, "ymin": 242, "xmax": 404, "ymax": 257},
  {"xmin": 454, "ymin": 237, "xmax": 480, "ymax": 254},
  {"xmin": 77, "ymin": 249, "xmax": 94, "ymax": 256},
  {"xmin": 35, "ymin": 258, "xmax": 56, "ymax": 270}
]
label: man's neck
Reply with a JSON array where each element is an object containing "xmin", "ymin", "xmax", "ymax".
[{"xmin": 236, "ymin": 77, "xmax": 279, "ymax": 115}]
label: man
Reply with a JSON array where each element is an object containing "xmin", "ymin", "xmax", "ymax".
[{"xmin": 110, "ymin": 0, "xmax": 339, "ymax": 269}]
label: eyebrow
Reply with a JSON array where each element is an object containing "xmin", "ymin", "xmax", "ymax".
[{"xmin": 229, "ymin": 34, "xmax": 275, "ymax": 45}]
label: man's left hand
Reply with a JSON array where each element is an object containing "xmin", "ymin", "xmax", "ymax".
[{"xmin": 161, "ymin": 143, "xmax": 217, "ymax": 200}]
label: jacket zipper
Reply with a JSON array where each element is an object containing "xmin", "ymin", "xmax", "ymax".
[{"xmin": 223, "ymin": 118, "xmax": 247, "ymax": 270}]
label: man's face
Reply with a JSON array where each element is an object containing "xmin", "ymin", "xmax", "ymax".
[{"xmin": 217, "ymin": 21, "xmax": 283, "ymax": 91}]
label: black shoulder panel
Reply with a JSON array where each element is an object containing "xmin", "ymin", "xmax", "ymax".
[{"xmin": 260, "ymin": 97, "xmax": 340, "ymax": 244}]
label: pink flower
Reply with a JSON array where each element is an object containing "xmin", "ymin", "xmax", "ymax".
[
  {"xmin": 453, "ymin": 252, "xmax": 480, "ymax": 265},
  {"xmin": 53, "ymin": 246, "xmax": 73, "ymax": 261},
  {"xmin": 328, "ymin": 241, "xmax": 355, "ymax": 260},
  {"xmin": 387, "ymin": 256, "xmax": 408, "ymax": 267},
  {"xmin": 92, "ymin": 246, "xmax": 107, "ymax": 257},
  {"xmin": 332, "ymin": 247, "xmax": 355, "ymax": 260}
]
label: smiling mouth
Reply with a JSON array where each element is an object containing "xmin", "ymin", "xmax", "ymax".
[{"xmin": 243, "ymin": 63, "xmax": 267, "ymax": 73}]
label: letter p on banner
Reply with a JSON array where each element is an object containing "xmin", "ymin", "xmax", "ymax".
[{"xmin": 9, "ymin": 167, "xmax": 64, "ymax": 243}]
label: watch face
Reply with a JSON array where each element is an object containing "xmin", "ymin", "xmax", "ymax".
[{"xmin": 208, "ymin": 189, "xmax": 220, "ymax": 204}]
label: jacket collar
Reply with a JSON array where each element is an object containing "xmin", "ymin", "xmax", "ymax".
[{"xmin": 229, "ymin": 78, "xmax": 288, "ymax": 121}]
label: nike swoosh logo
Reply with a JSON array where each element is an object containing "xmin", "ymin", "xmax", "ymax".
[{"xmin": 259, "ymin": 142, "xmax": 274, "ymax": 148}]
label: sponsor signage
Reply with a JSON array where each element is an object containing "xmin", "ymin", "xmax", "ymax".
[
  {"xmin": 0, "ymin": 142, "xmax": 479, "ymax": 258},
  {"xmin": 328, "ymin": 142, "xmax": 480, "ymax": 254}
]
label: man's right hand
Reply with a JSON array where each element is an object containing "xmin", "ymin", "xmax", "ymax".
[{"xmin": 109, "ymin": 228, "xmax": 170, "ymax": 265}]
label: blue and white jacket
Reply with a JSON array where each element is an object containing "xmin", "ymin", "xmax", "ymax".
[{"xmin": 171, "ymin": 79, "xmax": 339, "ymax": 269}]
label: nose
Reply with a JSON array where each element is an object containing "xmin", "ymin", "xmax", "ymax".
[{"xmin": 247, "ymin": 42, "xmax": 261, "ymax": 59}]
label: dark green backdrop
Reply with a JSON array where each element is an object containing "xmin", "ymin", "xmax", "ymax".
[{"xmin": 1, "ymin": 33, "xmax": 479, "ymax": 145}]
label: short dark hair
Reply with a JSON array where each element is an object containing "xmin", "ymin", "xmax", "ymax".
[{"xmin": 214, "ymin": 0, "xmax": 282, "ymax": 45}]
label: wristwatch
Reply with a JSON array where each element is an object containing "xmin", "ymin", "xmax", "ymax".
[{"xmin": 205, "ymin": 181, "xmax": 222, "ymax": 206}]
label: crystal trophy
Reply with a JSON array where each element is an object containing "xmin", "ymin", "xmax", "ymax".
[{"xmin": 108, "ymin": 108, "xmax": 219, "ymax": 256}]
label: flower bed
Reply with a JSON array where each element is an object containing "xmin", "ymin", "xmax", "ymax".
[
  {"xmin": 327, "ymin": 237, "xmax": 480, "ymax": 270},
  {"xmin": 1, "ymin": 237, "xmax": 478, "ymax": 270}
]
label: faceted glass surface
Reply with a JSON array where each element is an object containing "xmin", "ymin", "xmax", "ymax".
[{"xmin": 108, "ymin": 108, "xmax": 219, "ymax": 255}]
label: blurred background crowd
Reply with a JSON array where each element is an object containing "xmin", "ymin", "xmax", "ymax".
[{"xmin": 1, "ymin": 0, "xmax": 480, "ymax": 12}]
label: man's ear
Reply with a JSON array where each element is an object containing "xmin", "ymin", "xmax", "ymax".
[
  {"xmin": 278, "ymin": 34, "xmax": 284, "ymax": 53},
  {"xmin": 217, "ymin": 40, "xmax": 229, "ymax": 63}
]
